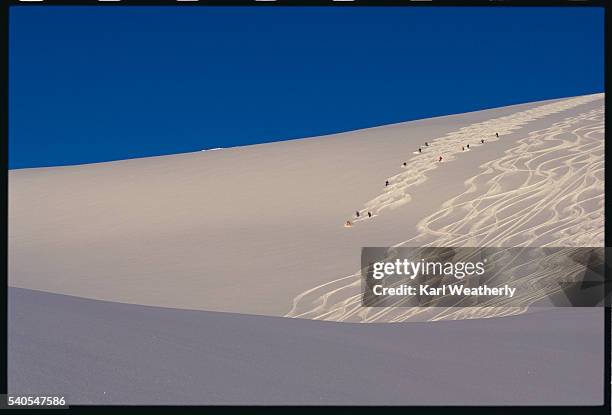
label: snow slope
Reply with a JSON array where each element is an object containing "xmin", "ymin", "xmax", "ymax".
[
  {"xmin": 8, "ymin": 94, "xmax": 605, "ymax": 405},
  {"xmin": 9, "ymin": 94, "xmax": 604, "ymax": 318}
]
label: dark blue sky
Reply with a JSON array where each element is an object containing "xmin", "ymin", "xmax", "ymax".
[{"xmin": 9, "ymin": 6, "xmax": 603, "ymax": 169}]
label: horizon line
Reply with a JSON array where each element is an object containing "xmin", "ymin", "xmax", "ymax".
[{"xmin": 9, "ymin": 91, "xmax": 604, "ymax": 171}]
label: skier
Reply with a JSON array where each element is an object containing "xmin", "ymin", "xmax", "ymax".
[
  {"xmin": 403, "ymin": 162, "xmax": 407, "ymax": 167},
  {"xmin": 467, "ymin": 144, "xmax": 470, "ymax": 149},
  {"xmin": 462, "ymin": 146, "xmax": 465, "ymax": 151},
  {"xmin": 438, "ymin": 155, "xmax": 443, "ymax": 162},
  {"xmin": 481, "ymin": 139, "xmax": 485, "ymax": 144},
  {"xmin": 368, "ymin": 211, "xmax": 372, "ymax": 218},
  {"xmin": 496, "ymin": 132, "xmax": 499, "ymax": 138},
  {"xmin": 385, "ymin": 180, "xmax": 389, "ymax": 187},
  {"xmin": 425, "ymin": 142, "xmax": 429, "ymax": 147},
  {"xmin": 355, "ymin": 211, "xmax": 360, "ymax": 218},
  {"xmin": 418, "ymin": 147, "xmax": 422, "ymax": 153}
]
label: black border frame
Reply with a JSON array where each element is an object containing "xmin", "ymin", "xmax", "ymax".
[
  {"xmin": 1, "ymin": 1, "xmax": 608, "ymax": 413},
  {"xmin": 1, "ymin": 0, "xmax": 609, "ymax": 6}
]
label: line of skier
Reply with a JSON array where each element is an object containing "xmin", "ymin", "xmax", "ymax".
[
  {"xmin": 407, "ymin": 133, "xmax": 497, "ymax": 166},
  {"xmin": 346, "ymin": 132, "xmax": 500, "ymax": 227}
]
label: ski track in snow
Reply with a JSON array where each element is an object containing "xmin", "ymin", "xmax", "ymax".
[
  {"xmin": 351, "ymin": 94, "xmax": 602, "ymax": 223},
  {"xmin": 286, "ymin": 95, "xmax": 604, "ymax": 323}
]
